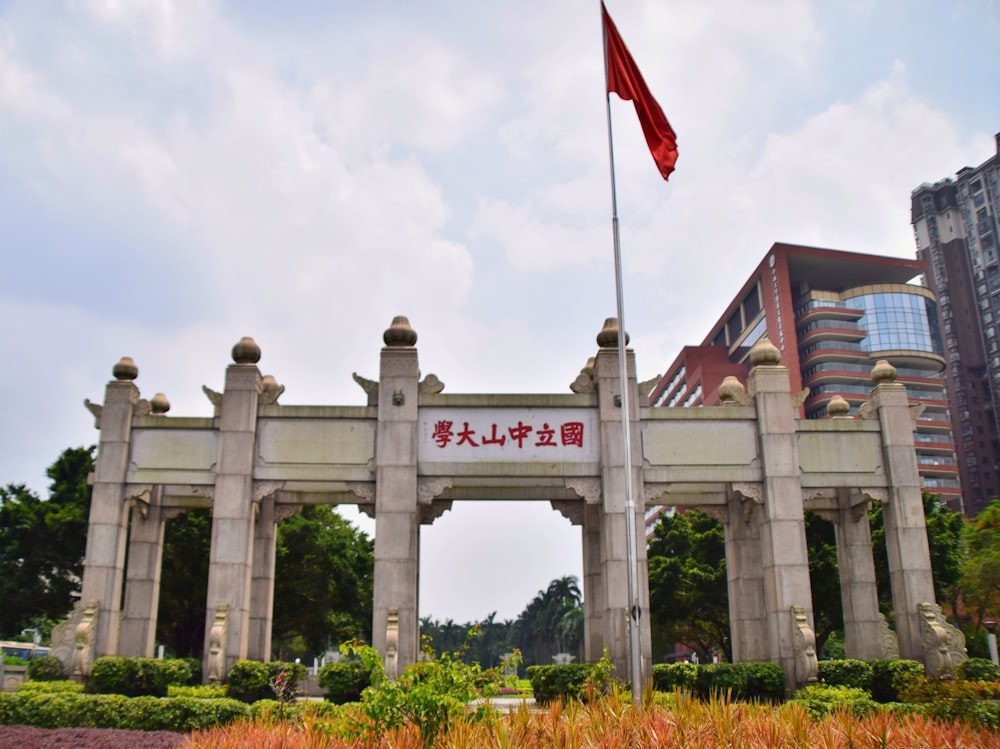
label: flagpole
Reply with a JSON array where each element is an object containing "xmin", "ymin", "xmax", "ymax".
[{"xmin": 602, "ymin": 8, "xmax": 644, "ymax": 707}]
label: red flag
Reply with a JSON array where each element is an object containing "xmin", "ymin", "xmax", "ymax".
[{"xmin": 603, "ymin": 3, "xmax": 677, "ymax": 180}]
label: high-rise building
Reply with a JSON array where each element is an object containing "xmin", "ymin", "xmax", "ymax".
[
  {"xmin": 911, "ymin": 134, "xmax": 1000, "ymax": 517},
  {"xmin": 648, "ymin": 243, "xmax": 960, "ymax": 531}
]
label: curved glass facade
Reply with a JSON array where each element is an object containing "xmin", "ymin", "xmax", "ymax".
[{"xmin": 843, "ymin": 291, "xmax": 943, "ymax": 355}]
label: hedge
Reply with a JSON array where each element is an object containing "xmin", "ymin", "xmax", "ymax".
[
  {"xmin": 0, "ymin": 691, "xmax": 250, "ymax": 732},
  {"xmin": 651, "ymin": 662, "xmax": 785, "ymax": 702},
  {"xmin": 526, "ymin": 663, "xmax": 612, "ymax": 703},
  {"xmin": 225, "ymin": 660, "xmax": 307, "ymax": 703},
  {"xmin": 317, "ymin": 660, "xmax": 371, "ymax": 704},
  {"xmin": 87, "ymin": 657, "xmax": 198, "ymax": 697},
  {"xmin": 957, "ymin": 656, "xmax": 1000, "ymax": 683},
  {"xmin": 27, "ymin": 655, "xmax": 66, "ymax": 682}
]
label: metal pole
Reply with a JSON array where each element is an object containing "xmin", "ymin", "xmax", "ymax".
[{"xmin": 603, "ymin": 8, "xmax": 643, "ymax": 705}]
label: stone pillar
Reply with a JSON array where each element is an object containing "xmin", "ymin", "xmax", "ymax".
[
  {"xmin": 746, "ymin": 339, "xmax": 815, "ymax": 691},
  {"xmin": 80, "ymin": 357, "xmax": 141, "ymax": 661},
  {"xmin": 835, "ymin": 493, "xmax": 885, "ymax": 660},
  {"xmin": 203, "ymin": 337, "xmax": 263, "ymax": 678},
  {"xmin": 247, "ymin": 494, "xmax": 288, "ymax": 662},
  {"xmin": 372, "ymin": 316, "xmax": 421, "ymax": 671},
  {"xmin": 592, "ymin": 319, "xmax": 651, "ymax": 680},
  {"xmin": 119, "ymin": 488, "xmax": 165, "ymax": 657},
  {"xmin": 866, "ymin": 360, "xmax": 936, "ymax": 660},
  {"xmin": 582, "ymin": 503, "xmax": 604, "ymax": 662},
  {"xmin": 724, "ymin": 487, "xmax": 769, "ymax": 662}
]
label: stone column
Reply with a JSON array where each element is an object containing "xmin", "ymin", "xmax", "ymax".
[
  {"xmin": 866, "ymin": 360, "xmax": 936, "ymax": 660},
  {"xmin": 592, "ymin": 319, "xmax": 651, "ymax": 680},
  {"xmin": 372, "ymin": 317, "xmax": 421, "ymax": 671},
  {"xmin": 582, "ymin": 502, "xmax": 605, "ymax": 662},
  {"xmin": 80, "ymin": 357, "xmax": 141, "ymax": 661},
  {"xmin": 119, "ymin": 488, "xmax": 165, "ymax": 657},
  {"xmin": 723, "ymin": 487, "xmax": 769, "ymax": 662},
  {"xmin": 247, "ymin": 493, "xmax": 290, "ymax": 662},
  {"xmin": 203, "ymin": 337, "xmax": 263, "ymax": 679},
  {"xmin": 835, "ymin": 492, "xmax": 885, "ymax": 660},
  {"xmin": 746, "ymin": 339, "xmax": 815, "ymax": 691}
]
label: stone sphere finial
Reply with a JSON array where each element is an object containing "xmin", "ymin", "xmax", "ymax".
[
  {"xmin": 384, "ymin": 316, "xmax": 418, "ymax": 347},
  {"xmin": 150, "ymin": 393, "xmax": 171, "ymax": 414},
  {"xmin": 872, "ymin": 359, "xmax": 897, "ymax": 384},
  {"xmin": 112, "ymin": 356, "xmax": 138, "ymax": 381},
  {"xmin": 232, "ymin": 337, "xmax": 261, "ymax": 364},
  {"xmin": 827, "ymin": 394, "xmax": 850, "ymax": 417},
  {"xmin": 718, "ymin": 376, "xmax": 747, "ymax": 405},
  {"xmin": 748, "ymin": 337, "xmax": 781, "ymax": 367},
  {"xmin": 596, "ymin": 318, "xmax": 630, "ymax": 348}
]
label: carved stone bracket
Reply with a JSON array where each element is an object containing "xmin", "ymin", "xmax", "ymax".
[
  {"xmin": 879, "ymin": 613, "xmax": 899, "ymax": 659},
  {"xmin": 551, "ymin": 500, "xmax": 584, "ymax": 526},
  {"xmin": 133, "ymin": 398, "xmax": 151, "ymax": 417},
  {"xmin": 858, "ymin": 400, "xmax": 877, "ymax": 421},
  {"xmin": 418, "ymin": 478, "xmax": 453, "ymax": 505},
  {"xmin": 791, "ymin": 605, "xmax": 818, "ymax": 687},
  {"xmin": 847, "ymin": 489, "xmax": 873, "ymax": 522},
  {"xmin": 918, "ymin": 601, "xmax": 967, "ymax": 679},
  {"xmin": 259, "ymin": 375, "xmax": 285, "ymax": 405},
  {"xmin": 570, "ymin": 358, "xmax": 596, "ymax": 394},
  {"xmin": 275, "ymin": 503, "xmax": 303, "ymax": 523},
  {"xmin": 202, "ymin": 385, "xmax": 223, "ymax": 414},
  {"xmin": 565, "ymin": 478, "xmax": 601, "ymax": 504},
  {"xmin": 253, "ymin": 481, "xmax": 284, "ymax": 503},
  {"xmin": 909, "ymin": 403, "xmax": 926, "ymax": 424},
  {"xmin": 207, "ymin": 603, "xmax": 229, "ymax": 684},
  {"xmin": 161, "ymin": 507, "xmax": 188, "ymax": 522},
  {"xmin": 347, "ymin": 482, "xmax": 375, "ymax": 503},
  {"xmin": 352, "ymin": 372, "xmax": 379, "ymax": 406},
  {"xmin": 791, "ymin": 387, "xmax": 810, "ymax": 409},
  {"xmin": 699, "ymin": 505, "xmax": 728, "ymax": 524},
  {"xmin": 419, "ymin": 374, "xmax": 445, "ymax": 394},
  {"xmin": 125, "ymin": 484, "xmax": 154, "ymax": 517},
  {"xmin": 192, "ymin": 485, "xmax": 215, "ymax": 501},
  {"xmin": 384, "ymin": 608, "xmax": 400, "ymax": 681},
  {"xmin": 420, "ymin": 500, "xmax": 453, "ymax": 525},
  {"xmin": 860, "ymin": 488, "xmax": 889, "ymax": 506},
  {"xmin": 358, "ymin": 504, "xmax": 375, "ymax": 519},
  {"xmin": 72, "ymin": 599, "xmax": 100, "ymax": 679},
  {"xmin": 83, "ymin": 399, "xmax": 102, "ymax": 429},
  {"xmin": 643, "ymin": 482, "xmax": 671, "ymax": 506},
  {"xmin": 732, "ymin": 483, "xmax": 763, "ymax": 522},
  {"xmin": 637, "ymin": 374, "xmax": 662, "ymax": 405}
]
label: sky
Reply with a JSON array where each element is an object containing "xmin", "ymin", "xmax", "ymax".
[{"xmin": 1, "ymin": 0, "xmax": 999, "ymax": 626}]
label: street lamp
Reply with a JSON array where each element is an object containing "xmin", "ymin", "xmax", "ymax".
[{"xmin": 985, "ymin": 619, "xmax": 999, "ymax": 667}]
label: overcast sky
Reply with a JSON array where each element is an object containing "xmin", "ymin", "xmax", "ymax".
[{"xmin": 2, "ymin": 0, "xmax": 999, "ymax": 626}]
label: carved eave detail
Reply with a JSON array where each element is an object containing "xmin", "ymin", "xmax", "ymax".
[
  {"xmin": 419, "ymin": 374, "xmax": 445, "ymax": 394},
  {"xmin": 133, "ymin": 398, "xmax": 151, "ymax": 417},
  {"xmin": 858, "ymin": 399, "xmax": 877, "ymax": 421},
  {"xmin": 909, "ymin": 403, "xmax": 926, "ymax": 424},
  {"xmin": 732, "ymin": 483, "xmax": 763, "ymax": 522},
  {"xmin": 551, "ymin": 500, "xmax": 584, "ymax": 526},
  {"xmin": 565, "ymin": 478, "xmax": 601, "ymax": 504},
  {"xmin": 699, "ymin": 505, "xmax": 728, "ymax": 524},
  {"xmin": 275, "ymin": 503, "xmax": 303, "ymax": 523},
  {"xmin": 125, "ymin": 484, "xmax": 155, "ymax": 517},
  {"xmin": 418, "ymin": 478, "xmax": 453, "ymax": 505},
  {"xmin": 637, "ymin": 374, "xmax": 662, "ymax": 405},
  {"xmin": 202, "ymin": 385, "xmax": 223, "ymax": 414},
  {"xmin": 259, "ymin": 377, "xmax": 285, "ymax": 405},
  {"xmin": 253, "ymin": 481, "xmax": 285, "ymax": 503},
  {"xmin": 791, "ymin": 388, "xmax": 810, "ymax": 409},
  {"xmin": 420, "ymin": 500, "xmax": 453, "ymax": 524},
  {"xmin": 84, "ymin": 399, "xmax": 103, "ymax": 429},
  {"xmin": 644, "ymin": 482, "xmax": 671, "ymax": 506}
]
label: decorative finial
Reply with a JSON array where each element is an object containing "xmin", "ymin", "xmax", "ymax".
[
  {"xmin": 871, "ymin": 359, "xmax": 897, "ymax": 384},
  {"xmin": 232, "ymin": 337, "xmax": 261, "ymax": 365},
  {"xmin": 112, "ymin": 357, "xmax": 138, "ymax": 381},
  {"xmin": 384, "ymin": 316, "xmax": 418, "ymax": 347},
  {"xmin": 827, "ymin": 395, "xmax": 850, "ymax": 418},
  {"xmin": 596, "ymin": 318, "xmax": 629, "ymax": 348},
  {"xmin": 748, "ymin": 337, "xmax": 781, "ymax": 367},
  {"xmin": 150, "ymin": 393, "xmax": 171, "ymax": 414}
]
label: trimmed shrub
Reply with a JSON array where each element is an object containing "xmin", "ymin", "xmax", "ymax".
[
  {"xmin": 225, "ymin": 660, "xmax": 307, "ymax": 703},
  {"xmin": 817, "ymin": 659, "xmax": 873, "ymax": 691},
  {"xmin": 167, "ymin": 684, "xmax": 227, "ymax": 699},
  {"xmin": 957, "ymin": 656, "xmax": 1000, "ymax": 683},
  {"xmin": 89, "ymin": 657, "xmax": 168, "ymax": 697},
  {"xmin": 0, "ymin": 691, "xmax": 250, "ymax": 732},
  {"xmin": 788, "ymin": 683, "xmax": 878, "ymax": 718},
  {"xmin": 16, "ymin": 680, "xmax": 83, "ymax": 694},
  {"xmin": 869, "ymin": 659, "xmax": 923, "ymax": 703},
  {"xmin": 249, "ymin": 698, "xmax": 342, "ymax": 723},
  {"xmin": 900, "ymin": 676, "xmax": 1000, "ymax": 730},
  {"xmin": 651, "ymin": 662, "xmax": 697, "ymax": 692},
  {"xmin": 27, "ymin": 655, "xmax": 65, "ymax": 681},
  {"xmin": 318, "ymin": 660, "xmax": 371, "ymax": 703},
  {"xmin": 526, "ymin": 661, "xmax": 613, "ymax": 703}
]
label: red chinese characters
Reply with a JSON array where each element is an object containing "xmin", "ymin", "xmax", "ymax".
[{"xmin": 430, "ymin": 419, "xmax": 586, "ymax": 450}]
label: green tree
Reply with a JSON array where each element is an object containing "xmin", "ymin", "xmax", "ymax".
[
  {"xmin": 647, "ymin": 509, "xmax": 729, "ymax": 661},
  {"xmin": 156, "ymin": 508, "xmax": 211, "ymax": 657},
  {"xmin": 959, "ymin": 499, "xmax": 1000, "ymax": 633},
  {"xmin": 805, "ymin": 511, "xmax": 843, "ymax": 655},
  {"xmin": 0, "ymin": 446, "xmax": 94, "ymax": 639},
  {"xmin": 272, "ymin": 505, "xmax": 374, "ymax": 656},
  {"xmin": 511, "ymin": 576, "xmax": 583, "ymax": 666}
]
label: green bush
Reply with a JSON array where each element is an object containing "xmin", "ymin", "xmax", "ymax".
[
  {"xmin": 957, "ymin": 656, "xmax": 1000, "ymax": 682},
  {"xmin": 869, "ymin": 659, "xmax": 923, "ymax": 703},
  {"xmin": 226, "ymin": 660, "xmax": 307, "ymax": 703},
  {"xmin": 167, "ymin": 684, "xmax": 227, "ymax": 699},
  {"xmin": 651, "ymin": 662, "xmax": 698, "ymax": 692},
  {"xmin": 817, "ymin": 659, "xmax": 873, "ymax": 691},
  {"xmin": 16, "ymin": 680, "xmax": 83, "ymax": 694},
  {"xmin": 318, "ymin": 660, "xmax": 371, "ymax": 703},
  {"xmin": 26, "ymin": 655, "xmax": 65, "ymax": 682},
  {"xmin": 0, "ymin": 691, "xmax": 251, "ymax": 731},
  {"xmin": 88, "ymin": 657, "xmax": 168, "ymax": 697},
  {"xmin": 899, "ymin": 676, "xmax": 1000, "ymax": 730},
  {"xmin": 250, "ymin": 698, "xmax": 342, "ymax": 723},
  {"xmin": 788, "ymin": 683, "xmax": 878, "ymax": 718},
  {"xmin": 526, "ymin": 660, "xmax": 613, "ymax": 704}
]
